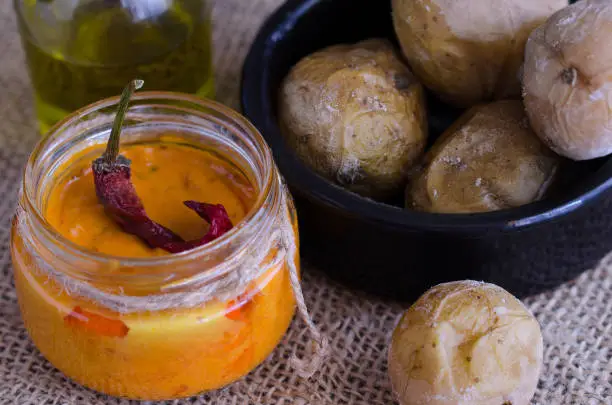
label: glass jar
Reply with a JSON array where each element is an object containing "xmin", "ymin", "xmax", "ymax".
[
  {"xmin": 14, "ymin": 0, "xmax": 214, "ymax": 133},
  {"xmin": 10, "ymin": 93, "xmax": 299, "ymax": 400}
]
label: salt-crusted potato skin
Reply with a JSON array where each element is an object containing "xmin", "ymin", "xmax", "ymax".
[
  {"xmin": 388, "ymin": 280, "xmax": 544, "ymax": 405},
  {"xmin": 278, "ymin": 39, "xmax": 427, "ymax": 199},
  {"xmin": 407, "ymin": 100, "xmax": 560, "ymax": 213},
  {"xmin": 392, "ymin": 0, "xmax": 567, "ymax": 107},
  {"xmin": 523, "ymin": 0, "xmax": 612, "ymax": 161}
]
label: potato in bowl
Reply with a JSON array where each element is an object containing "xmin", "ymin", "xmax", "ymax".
[
  {"xmin": 407, "ymin": 100, "xmax": 561, "ymax": 214},
  {"xmin": 392, "ymin": 0, "xmax": 568, "ymax": 107},
  {"xmin": 278, "ymin": 39, "xmax": 428, "ymax": 199}
]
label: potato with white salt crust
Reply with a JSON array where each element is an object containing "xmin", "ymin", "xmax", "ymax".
[
  {"xmin": 392, "ymin": 0, "xmax": 567, "ymax": 107},
  {"xmin": 523, "ymin": 0, "xmax": 612, "ymax": 161},
  {"xmin": 407, "ymin": 100, "xmax": 560, "ymax": 214},
  {"xmin": 388, "ymin": 280, "xmax": 544, "ymax": 405},
  {"xmin": 278, "ymin": 39, "xmax": 427, "ymax": 199}
]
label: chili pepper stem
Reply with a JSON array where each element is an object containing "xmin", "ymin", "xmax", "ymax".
[{"xmin": 102, "ymin": 79, "xmax": 144, "ymax": 166}]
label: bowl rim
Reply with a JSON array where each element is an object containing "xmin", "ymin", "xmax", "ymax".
[{"xmin": 240, "ymin": 0, "xmax": 612, "ymax": 235}]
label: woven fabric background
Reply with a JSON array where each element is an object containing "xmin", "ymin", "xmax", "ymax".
[{"xmin": 0, "ymin": 0, "xmax": 610, "ymax": 404}]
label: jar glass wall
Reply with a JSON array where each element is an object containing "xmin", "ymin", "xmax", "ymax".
[
  {"xmin": 10, "ymin": 94, "xmax": 299, "ymax": 400},
  {"xmin": 14, "ymin": 0, "xmax": 214, "ymax": 133}
]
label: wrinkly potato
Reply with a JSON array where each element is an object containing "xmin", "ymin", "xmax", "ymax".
[
  {"xmin": 523, "ymin": 0, "xmax": 612, "ymax": 160},
  {"xmin": 278, "ymin": 39, "xmax": 427, "ymax": 199},
  {"xmin": 407, "ymin": 100, "xmax": 560, "ymax": 213},
  {"xmin": 388, "ymin": 280, "xmax": 544, "ymax": 405},
  {"xmin": 392, "ymin": 0, "xmax": 567, "ymax": 107}
]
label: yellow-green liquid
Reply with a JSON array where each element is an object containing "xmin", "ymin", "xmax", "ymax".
[{"xmin": 18, "ymin": 1, "xmax": 214, "ymax": 134}]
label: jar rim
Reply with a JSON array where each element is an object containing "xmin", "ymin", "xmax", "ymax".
[{"xmin": 22, "ymin": 91, "xmax": 277, "ymax": 271}]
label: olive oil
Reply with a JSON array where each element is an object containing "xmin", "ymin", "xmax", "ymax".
[{"xmin": 16, "ymin": 0, "xmax": 214, "ymax": 133}]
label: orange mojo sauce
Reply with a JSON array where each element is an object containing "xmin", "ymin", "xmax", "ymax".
[
  {"xmin": 12, "ymin": 138, "xmax": 297, "ymax": 399},
  {"xmin": 46, "ymin": 142, "xmax": 256, "ymax": 257}
]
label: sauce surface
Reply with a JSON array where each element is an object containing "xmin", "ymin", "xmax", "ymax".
[{"xmin": 45, "ymin": 142, "xmax": 256, "ymax": 258}]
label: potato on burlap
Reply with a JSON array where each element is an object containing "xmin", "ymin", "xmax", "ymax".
[
  {"xmin": 278, "ymin": 39, "xmax": 427, "ymax": 199},
  {"xmin": 523, "ymin": 0, "xmax": 612, "ymax": 161},
  {"xmin": 392, "ymin": 0, "xmax": 567, "ymax": 107},
  {"xmin": 388, "ymin": 280, "xmax": 544, "ymax": 405},
  {"xmin": 407, "ymin": 100, "xmax": 560, "ymax": 213}
]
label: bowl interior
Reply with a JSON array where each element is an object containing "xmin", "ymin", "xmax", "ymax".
[{"xmin": 242, "ymin": 0, "xmax": 611, "ymax": 234}]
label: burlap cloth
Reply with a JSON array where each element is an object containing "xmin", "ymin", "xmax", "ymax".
[{"xmin": 0, "ymin": 0, "xmax": 610, "ymax": 404}]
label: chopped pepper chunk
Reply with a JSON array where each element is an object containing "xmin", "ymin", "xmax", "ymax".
[
  {"xmin": 225, "ymin": 287, "xmax": 262, "ymax": 321},
  {"xmin": 65, "ymin": 307, "xmax": 129, "ymax": 338}
]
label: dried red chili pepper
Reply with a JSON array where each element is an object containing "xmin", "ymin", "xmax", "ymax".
[
  {"xmin": 92, "ymin": 80, "xmax": 185, "ymax": 251},
  {"xmin": 184, "ymin": 201, "xmax": 233, "ymax": 240},
  {"xmin": 163, "ymin": 202, "xmax": 234, "ymax": 253},
  {"xmin": 92, "ymin": 80, "xmax": 232, "ymax": 253}
]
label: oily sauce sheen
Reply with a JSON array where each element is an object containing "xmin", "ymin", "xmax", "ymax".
[{"xmin": 45, "ymin": 142, "xmax": 257, "ymax": 258}]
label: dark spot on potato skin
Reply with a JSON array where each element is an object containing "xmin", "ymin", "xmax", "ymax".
[
  {"xmin": 560, "ymin": 67, "xmax": 577, "ymax": 86},
  {"xmin": 433, "ymin": 16, "xmax": 438, "ymax": 23},
  {"xmin": 299, "ymin": 134, "xmax": 311, "ymax": 144},
  {"xmin": 337, "ymin": 170, "xmax": 355, "ymax": 185},
  {"xmin": 337, "ymin": 166, "xmax": 365, "ymax": 186},
  {"xmin": 394, "ymin": 74, "xmax": 412, "ymax": 91}
]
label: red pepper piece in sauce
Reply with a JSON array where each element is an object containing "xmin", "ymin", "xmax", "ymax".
[
  {"xmin": 163, "ymin": 202, "xmax": 234, "ymax": 253},
  {"xmin": 93, "ymin": 155, "xmax": 186, "ymax": 250},
  {"xmin": 225, "ymin": 298, "xmax": 253, "ymax": 321},
  {"xmin": 184, "ymin": 201, "xmax": 233, "ymax": 243},
  {"xmin": 91, "ymin": 80, "xmax": 233, "ymax": 254},
  {"xmin": 65, "ymin": 307, "xmax": 129, "ymax": 338},
  {"xmin": 225, "ymin": 286, "xmax": 262, "ymax": 321}
]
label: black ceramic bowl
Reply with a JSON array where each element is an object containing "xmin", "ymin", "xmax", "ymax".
[{"xmin": 241, "ymin": 0, "xmax": 611, "ymax": 301}]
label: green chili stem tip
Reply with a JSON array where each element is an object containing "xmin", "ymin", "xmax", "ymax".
[{"xmin": 103, "ymin": 79, "xmax": 144, "ymax": 165}]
